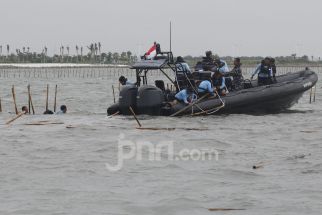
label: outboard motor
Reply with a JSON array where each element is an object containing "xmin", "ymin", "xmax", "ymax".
[
  {"xmin": 137, "ymin": 85, "xmax": 164, "ymax": 115},
  {"xmin": 119, "ymin": 85, "xmax": 138, "ymax": 115},
  {"xmin": 155, "ymin": 80, "xmax": 165, "ymax": 91}
]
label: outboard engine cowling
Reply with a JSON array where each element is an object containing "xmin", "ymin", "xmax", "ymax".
[
  {"xmin": 137, "ymin": 85, "xmax": 164, "ymax": 115},
  {"xmin": 119, "ymin": 85, "xmax": 138, "ymax": 115}
]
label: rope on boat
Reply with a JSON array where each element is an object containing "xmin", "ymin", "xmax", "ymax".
[{"xmin": 190, "ymin": 91, "xmax": 226, "ymax": 116}]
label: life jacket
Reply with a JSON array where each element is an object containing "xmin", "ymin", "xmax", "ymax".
[
  {"xmin": 213, "ymin": 77, "xmax": 223, "ymax": 87},
  {"xmin": 259, "ymin": 65, "xmax": 271, "ymax": 78}
]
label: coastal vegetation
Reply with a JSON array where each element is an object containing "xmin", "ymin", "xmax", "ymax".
[{"xmin": 0, "ymin": 43, "xmax": 321, "ymax": 66}]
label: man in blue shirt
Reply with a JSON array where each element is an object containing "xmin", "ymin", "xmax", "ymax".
[
  {"xmin": 174, "ymin": 88, "xmax": 197, "ymax": 105},
  {"xmin": 175, "ymin": 56, "xmax": 191, "ymax": 74},
  {"xmin": 198, "ymin": 80, "xmax": 214, "ymax": 96},
  {"xmin": 214, "ymin": 57, "xmax": 229, "ymax": 74},
  {"xmin": 212, "ymin": 71, "xmax": 227, "ymax": 96}
]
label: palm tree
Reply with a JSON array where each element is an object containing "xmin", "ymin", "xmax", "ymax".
[
  {"xmin": 6, "ymin": 44, "xmax": 10, "ymax": 58},
  {"xmin": 66, "ymin": 46, "xmax": 70, "ymax": 63},
  {"xmin": 94, "ymin": 43, "xmax": 98, "ymax": 63},
  {"xmin": 61, "ymin": 46, "xmax": 64, "ymax": 62},
  {"xmin": 16, "ymin": 49, "xmax": 20, "ymax": 63},
  {"xmin": 80, "ymin": 46, "xmax": 83, "ymax": 63},
  {"xmin": 98, "ymin": 42, "xmax": 102, "ymax": 63},
  {"xmin": 76, "ymin": 45, "xmax": 79, "ymax": 63},
  {"xmin": 87, "ymin": 44, "xmax": 94, "ymax": 63},
  {"xmin": 44, "ymin": 46, "xmax": 48, "ymax": 63}
]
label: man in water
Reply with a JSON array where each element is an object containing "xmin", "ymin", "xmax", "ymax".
[
  {"xmin": 22, "ymin": 106, "xmax": 29, "ymax": 114},
  {"xmin": 119, "ymin": 76, "xmax": 135, "ymax": 86},
  {"xmin": 56, "ymin": 105, "xmax": 67, "ymax": 114},
  {"xmin": 251, "ymin": 57, "xmax": 273, "ymax": 86}
]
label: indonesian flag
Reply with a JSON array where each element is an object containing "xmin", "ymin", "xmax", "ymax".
[{"xmin": 145, "ymin": 43, "xmax": 157, "ymax": 59}]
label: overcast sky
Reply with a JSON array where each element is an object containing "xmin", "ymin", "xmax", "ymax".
[{"xmin": 1, "ymin": 0, "xmax": 321, "ymax": 57}]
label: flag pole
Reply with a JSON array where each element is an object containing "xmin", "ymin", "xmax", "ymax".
[{"xmin": 170, "ymin": 21, "xmax": 172, "ymax": 53}]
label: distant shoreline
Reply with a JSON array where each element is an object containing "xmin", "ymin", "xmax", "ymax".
[
  {"xmin": 0, "ymin": 63, "xmax": 129, "ymax": 69},
  {"xmin": 0, "ymin": 63, "xmax": 321, "ymax": 69}
]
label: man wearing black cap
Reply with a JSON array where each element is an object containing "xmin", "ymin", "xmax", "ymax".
[{"xmin": 175, "ymin": 56, "xmax": 191, "ymax": 74}]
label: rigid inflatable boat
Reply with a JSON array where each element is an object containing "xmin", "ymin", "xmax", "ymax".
[{"xmin": 107, "ymin": 53, "xmax": 318, "ymax": 116}]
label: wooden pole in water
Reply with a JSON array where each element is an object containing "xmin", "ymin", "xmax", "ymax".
[
  {"xmin": 54, "ymin": 84, "xmax": 58, "ymax": 112},
  {"xmin": 0, "ymin": 98, "xmax": 2, "ymax": 113},
  {"xmin": 313, "ymin": 85, "xmax": 317, "ymax": 102},
  {"xmin": 46, "ymin": 84, "xmax": 49, "ymax": 111},
  {"xmin": 6, "ymin": 111, "xmax": 26, "ymax": 125},
  {"xmin": 28, "ymin": 85, "xmax": 35, "ymax": 115},
  {"xmin": 11, "ymin": 85, "xmax": 18, "ymax": 115},
  {"xmin": 28, "ymin": 85, "xmax": 31, "ymax": 115},
  {"xmin": 129, "ymin": 106, "xmax": 142, "ymax": 127},
  {"xmin": 112, "ymin": 85, "xmax": 116, "ymax": 104},
  {"xmin": 170, "ymin": 93, "xmax": 210, "ymax": 117},
  {"xmin": 309, "ymin": 87, "xmax": 313, "ymax": 104}
]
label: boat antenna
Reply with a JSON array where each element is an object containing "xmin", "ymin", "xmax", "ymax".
[{"xmin": 170, "ymin": 21, "xmax": 172, "ymax": 53}]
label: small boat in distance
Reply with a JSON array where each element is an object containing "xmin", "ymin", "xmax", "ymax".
[{"xmin": 107, "ymin": 51, "xmax": 318, "ymax": 116}]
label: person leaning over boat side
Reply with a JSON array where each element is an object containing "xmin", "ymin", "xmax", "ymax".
[
  {"xmin": 119, "ymin": 76, "xmax": 135, "ymax": 86},
  {"xmin": 230, "ymin": 58, "xmax": 244, "ymax": 90},
  {"xmin": 212, "ymin": 70, "xmax": 228, "ymax": 96},
  {"xmin": 197, "ymin": 79, "xmax": 215, "ymax": 97},
  {"xmin": 175, "ymin": 56, "xmax": 191, "ymax": 74},
  {"xmin": 251, "ymin": 57, "xmax": 273, "ymax": 86},
  {"xmin": 174, "ymin": 87, "xmax": 197, "ymax": 105}
]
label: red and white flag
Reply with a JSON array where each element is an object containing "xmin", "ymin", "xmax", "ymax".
[{"xmin": 145, "ymin": 43, "xmax": 157, "ymax": 59}]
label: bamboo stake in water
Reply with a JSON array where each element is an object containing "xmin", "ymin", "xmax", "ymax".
[
  {"xmin": 28, "ymin": 86, "xmax": 31, "ymax": 115},
  {"xmin": 12, "ymin": 85, "xmax": 18, "ymax": 115},
  {"xmin": 112, "ymin": 85, "xmax": 116, "ymax": 104},
  {"xmin": 46, "ymin": 84, "xmax": 49, "ymax": 111},
  {"xmin": 313, "ymin": 85, "xmax": 317, "ymax": 102},
  {"xmin": 129, "ymin": 106, "xmax": 142, "ymax": 127},
  {"xmin": 28, "ymin": 85, "xmax": 35, "ymax": 115},
  {"xmin": 6, "ymin": 111, "xmax": 26, "ymax": 125},
  {"xmin": 54, "ymin": 85, "xmax": 58, "ymax": 112}
]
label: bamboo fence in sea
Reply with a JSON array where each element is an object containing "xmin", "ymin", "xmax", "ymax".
[{"xmin": 0, "ymin": 66, "xmax": 321, "ymax": 79}]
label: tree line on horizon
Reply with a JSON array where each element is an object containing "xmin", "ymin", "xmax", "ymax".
[
  {"xmin": 0, "ymin": 43, "xmax": 137, "ymax": 64},
  {"xmin": 0, "ymin": 43, "xmax": 320, "ymax": 66}
]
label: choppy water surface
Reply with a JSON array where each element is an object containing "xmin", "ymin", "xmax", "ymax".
[{"xmin": 0, "ymin": 67, "xmax": 321, "ymax": 215}]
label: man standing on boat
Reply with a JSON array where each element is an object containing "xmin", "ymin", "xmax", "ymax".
[
  {"xmin": 229, "ymin": 58, "xmax": 244, "ymax": 90},
  {"xmin": 214, "ymin": 56, "xmax": 229, "ymax": 73},
  {"xmin": 251, "ymin": 57, "xmax": 273, "ymax": 86},
  {"xmin": 175, "ymin": 56, "xmax": 191, "ymax": 74}
]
